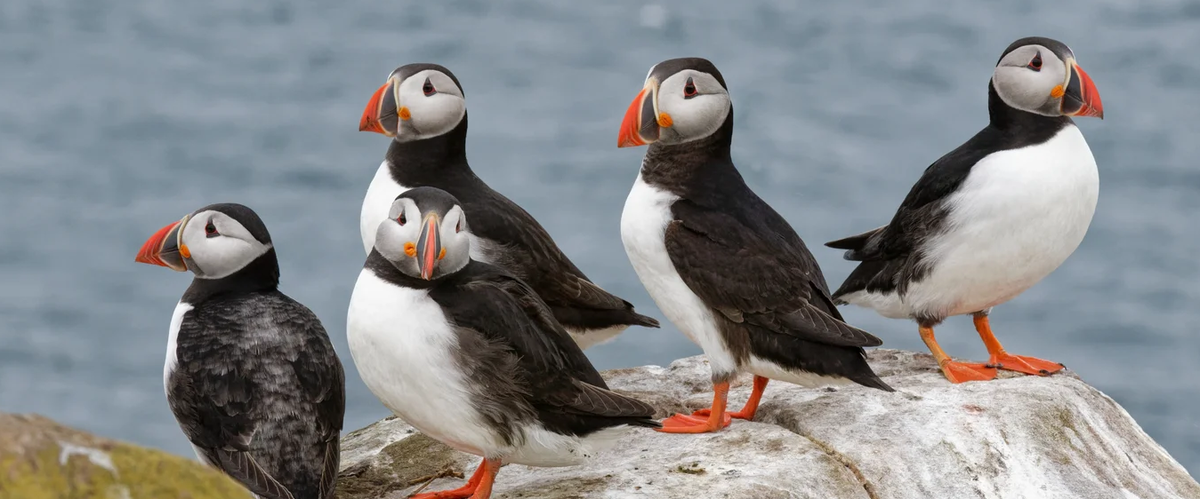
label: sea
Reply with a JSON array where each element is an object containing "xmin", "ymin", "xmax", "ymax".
[{"xmin": 1, "ymin": 0, "xmax": 1197, "ymax": 475}]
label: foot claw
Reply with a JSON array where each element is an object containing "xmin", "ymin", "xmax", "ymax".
[{"xmin": 940, "ymin": 361, "xmax": 998, "ymax": 384}]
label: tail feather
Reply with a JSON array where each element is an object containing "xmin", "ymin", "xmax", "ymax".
[{"xmin": 825, "ymin": 225, "xmax": 886, "ymax": 261}]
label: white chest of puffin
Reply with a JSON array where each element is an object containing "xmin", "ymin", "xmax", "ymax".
[
  {"xmin": 827, "ymin": 36, "xmax": 1105, "ymax": 384},
  {"xmin": 346, "ymin": 187, "xmax": 658, "ymax": 499},
  {"xmin": 616, "ymin": 58, "xmax": 893, "ymax": 434},
  {"xmin": 135, "ymin": 203, "xmax": 345, "ymax": 499},
  {"xmin": 356, "ymin": 63, "xmax": 658, "ymax": 350}
]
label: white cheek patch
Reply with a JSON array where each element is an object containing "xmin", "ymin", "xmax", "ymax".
[
  {"xmin": 406, "ymin": 94, "xmax": 465, "ymax": 138},
  {"xmin": 189, "ymin": 237, "xmax": 272, "ymax": 279},
  {"xmin": 659, "ymin": 92, "xmax": 730, "ymax": 143},
  {"xmin": 395, "ymin": 70, "xmax": 466, "ymax": 141}
]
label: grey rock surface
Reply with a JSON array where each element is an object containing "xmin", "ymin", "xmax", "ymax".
[{"xmin": 336, "ymin": 349, "xmax": 1200, "ymax": 499}]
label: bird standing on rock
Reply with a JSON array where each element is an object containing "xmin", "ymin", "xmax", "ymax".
[
  {"xmin": 357, "ymin": 63, "xmax": 659, "ymax": 350},
  {"xmin": 826, "ymin": 37, "xmax": 1104, "ymax": 384},
  {"xmin": 346, "ymin": 187, "xmax": 659, "ymax": 499},
  {"xmin": 617, "ymin": 58, "xmax": 893, "ymax": 435},
  {"xmin": 135, "ymin": 203, "xmax": 345, "ymax": 499}
]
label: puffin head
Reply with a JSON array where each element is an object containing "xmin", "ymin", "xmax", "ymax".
[
  {"xmin": 135, "ymin": 203, "xmax": 274, "ymax": 280},
  {"xmin": 992, "ymin": 37, "xmax": 1103, "ymax": 119},
  {"xmin": 374, "ymin": 187, "xmax": 471, "ymax": 281},
  {"xmin": 359, "ymin": 63, "xmax": 467, "ymax": 142},
  {"xmin": 618, "ymin": 57, "xmax": 731, "ymax": 148}
]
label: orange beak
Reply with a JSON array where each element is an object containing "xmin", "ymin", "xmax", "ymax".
[
  {"xmin": 415, "ymin": 214, "xmax": 441, "ymax": 280},
  {"xmin": 135, "ymin": 217, "xmax": 188, "ymax": 272},
  {"xmin": 618, "ymin": 83, "xmax": 660, "ymax": 148},
  {"xmin": 359, "ymin": 80, "xmax": 400, "ymax": 136},
  {"xmin": 1062, "ymin": 62, "xmax": 1103, "ymax": 119}
]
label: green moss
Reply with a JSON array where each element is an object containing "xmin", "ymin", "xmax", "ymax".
[{"xmin": 0, "ymin": 441, "xmax": 246, "ymax": 499}]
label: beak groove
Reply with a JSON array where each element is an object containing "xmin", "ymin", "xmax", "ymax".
[
  {"xmin": 1063, "ymin": 62, "xmax": 1104, "ymax": 119},
  {"xmin": 416, "ymin": 214, "xmax": 441, "ymax": 280},
  {"xmin": 618, "ymin": 84, "xmax": 660, "ymax": 148},
  {"xmin": 360, "ymin": 81, "xmax": 399, "ymax": 136},
  {"xmin": 135, "ymin": 218, "xmax": 188, "ymax": 272}
]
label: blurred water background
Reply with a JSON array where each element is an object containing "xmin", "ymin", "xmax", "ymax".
[{"xmin": 1, "ymin": 0, "xmax": 1197, "ymax": 473}]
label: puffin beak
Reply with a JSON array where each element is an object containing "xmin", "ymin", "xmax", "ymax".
[
  {"xmin": 1061, "ymin": 60, "xmax": 1103, "ymax": 119},
  {"xmin": 359, "ymin": 78, "xmax": 401, "ymax": 136},
  {"xmin": 618, "ymin": 81, "xmax": 661, "ymax": 148},
  {"xmin": 415, "ymin": 213, "xmax": 442, "ymax": 280},
  {"xmin": 135, "ymin": 215, "xmax": 189, "ymax": 272}
]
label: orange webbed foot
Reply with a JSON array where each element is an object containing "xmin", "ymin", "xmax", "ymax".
[
  {"xmin": 988, "ymin": 352, "xmax": 1064, "ymax": 376},
  {"xmin": 940, "ymin": 360, "xmax": 998, "ymax": 384},
  {"xmin": 658, "ymin": 413, "xmax": 727, "ymax": 433}
]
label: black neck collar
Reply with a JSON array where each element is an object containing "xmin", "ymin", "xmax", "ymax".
[
  {"xmin": 986, "ymin": 80, "xmax": 1072, "ymax": 134},
  {"xmin": 384, "ymin": 113, "xmax": 473, "ymax": 185},
  {"xmin": 182, "ymin": 248, "xmax": 281, "ymax": 303},
  {"xmin": 640, "ymin": 108, "xmax": 738, "ymax": 193}
]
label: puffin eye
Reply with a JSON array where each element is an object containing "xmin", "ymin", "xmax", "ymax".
[
  {"xmin": 398, "ymin": 212, "xmax": 407, "ymax": 225},
  {"xmin": 455, "ymin": 220, "xmax": 461, "ymax": 233},
  {"xmin": 422, "ymin": 78, "xmax": 436, "ymax": 96},
  {"xmin": 683, "ymin": 77, "xmax": 697, "ymax": 99},
  {"xmin": 204, "ymin": 220, "xmax": 218, "ymax": 237},
  {"xmin": 1028, "ymin": 53, "xmax": 1042, "ymax": 71}
]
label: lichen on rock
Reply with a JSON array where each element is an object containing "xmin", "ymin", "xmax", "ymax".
[{"xmin": 0, "ymin": 412, "xmax": 249, "ymax": 499}]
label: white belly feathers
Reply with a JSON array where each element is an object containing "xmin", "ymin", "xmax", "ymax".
[
  {"xmin": 850, "ymin": 124, "xmax": 1100, "ymax": 319},
  {"xmin": 346, "ymin": 269, "xmax": 500, "ymax": 456},
  {"xmin": 620, "ymin": 174, "xmax": 738, "ymax": 376}
]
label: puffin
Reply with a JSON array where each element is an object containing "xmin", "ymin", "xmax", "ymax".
[
  {"xmin": 134, "ymin": 203, "xmax": 346, "ymax": 499},
  {"xmin": 347, "ymin": 187, "xmax": 659, "ymax": 499},
  {"xmin": 616, "ymin": 58, "xmax": 893, "ymax": 434},
  {"xmin": 357, "ymin": 63, "xmax": 658, "ymax": 349},
  {"xmin": 826, "ymin": 36, "xmax": 1104, "ymax": 384}
]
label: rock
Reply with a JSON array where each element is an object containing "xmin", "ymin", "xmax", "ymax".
[
  {"xmin": 0, "ymin": 412, "xmax": 250, "ymax": 499},
  {"xmin": 336, "ymin": 349, "xmax": 1200, "ymax": 499}
]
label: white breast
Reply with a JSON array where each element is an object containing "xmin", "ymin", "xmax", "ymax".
[
  {"xmin": 163, "ymin": 302, "xmax": 193, "ymax": 395},
  {"xmin": 360, "ymin": 160, "xmax": 411, "ymax": 255},
  {"xmin": 346, "ymin": 270, "xmax": 502, "ymax": 457},
  {"xmin": 903, "ymin": 124, "xmax": 1100, "ymax": 318},
  {"xmin": 620, "ymin": 174, "xmax": 737, "ymax": 376}
]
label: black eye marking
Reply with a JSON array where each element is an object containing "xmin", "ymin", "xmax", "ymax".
[
  {"xmin": 205, "ymin": 219, "xmax": 218, "ymax": 237},
  {"xmin": 398, "ymin": 212, "xmax": 407, "ymax": 225},
  {"xmin": 683, "ymin": 77, "xmax": 697, "ymax": 99},
  {"xmin": 455, "ymin": 219, "xmax": 461, "ymax": 233},
  {"xmin": 1028, "ymin": 53, "xmax": 1042, "ymax": 71},
  {"xmin": 422, "ymin": 78, "xmax": 436, "ymax": 96}
]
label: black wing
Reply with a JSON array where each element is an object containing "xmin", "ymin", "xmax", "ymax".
[
  {"xmin": 168, "ymin": 317, "xmax": 294, "ymax": 499},
  {"xmin": 461, "ymin": 186, "xmax": 659, "ymax": 329},
  {"xmin": 664, "ymin": 200, "xmax": 881, "ymax": 347},
  {"xmin": 448, "ymin": 266, "xmax": 656, "ymax": 426},
  {"xmin": 826, "ymin": 124, "xmax": 1011, "ymax": 263},
  {"xmin": 284, "ymin": 305, "xmax": 346, "ymax": 499}
]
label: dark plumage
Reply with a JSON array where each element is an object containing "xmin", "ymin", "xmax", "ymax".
[
  {"xmin": 640, "ymin": 113, "xmax": 891, "ymax": 390},
  {"xmin": 826, "ymin": 70, "xmax": 1073, "ymax": 307},
  {"xmin": 170, "ymin": 291, "xmax": 345, "ymax": 499},
  {"xmin": 381, "ymin": 121, "xmax": 659, "ymax": 332},
  {"xmin": 365, "ymin": 251, "xmax": 659, "ymax": 432},
  {"xmin": 140, "ymin": 203, "xmax": 346, "ymax": 499}
]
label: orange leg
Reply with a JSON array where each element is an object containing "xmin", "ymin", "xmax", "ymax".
[
  {"xmin": 973, "ymin": 313, "xmax": 1064, "ymax": 376},
  {"xmin": 692, "ymin": 375, "xmax": 769, "ymax": 421},
  {"xmin": 658, "ymin": 382, "xmax": 732, "ymax": 433},
  {"xmin": 919, "ymin": 325, "xmax": 997, "ymax": 383},
  {"xmin": 410, "ymin": 458, "xmax": 498, "ymax": 499}
]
